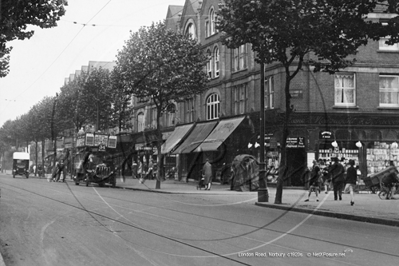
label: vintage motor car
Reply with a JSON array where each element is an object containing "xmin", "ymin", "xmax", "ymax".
[{"xmin": 12, "ymin": 152, "xmax": 30, "ymax": 178}]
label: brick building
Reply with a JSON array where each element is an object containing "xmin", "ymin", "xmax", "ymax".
[{"xmin": 131, "ymin": 1, "xmax": 399, "ymax": 186}]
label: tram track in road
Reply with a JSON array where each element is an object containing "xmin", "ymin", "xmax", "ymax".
[{"xmin": 1, "ymin": 179, "xmax": 398, "ymax": 263}]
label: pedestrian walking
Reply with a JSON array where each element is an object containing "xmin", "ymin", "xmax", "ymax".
[
  {"xmin": 132, "ymin": 159, "xmax": 138, "ymax": 179},
  {"xmin": 344, "ymin": 159, "xmax": 357, "ymax": 206},
  {"xmin": 305, "ymin": 160, "xmax": 320, "ymax": 202},
  {"xmin": 139, "ymin": 158, "xmax": 154, "ymax": 184},
  {"xmin": 330, "ymin": 157, "xmax": 345, "ymax": 201},
  {"xmin": 202, "ymin": 158, "xmax": 213, "ymax": 190}
]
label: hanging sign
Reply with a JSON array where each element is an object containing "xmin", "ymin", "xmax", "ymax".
[
  {"xmin": 319, "ymin": 131, "xmax": 333, "ymax": 140},
  {"xmin": 85, "ymin": 133, "xmax": 95, "ymax": 146}
]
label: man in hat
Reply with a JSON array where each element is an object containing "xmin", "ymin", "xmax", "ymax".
[{"xmin": 329, "ymin": 157, "xmax": 345, "ymax": 201}]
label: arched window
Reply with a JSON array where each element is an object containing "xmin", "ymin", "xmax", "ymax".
[
  {"xmin": 185, "ymin": 21, "xmax": 196, "ymax": 40},
  {"xmin": 214, "ymin": 46, "xmax": 219, "ymax": 77},
  {"xmin": 210, "ymin": 8, "xmax": 216, "ymax": 35},
  {"xmin": 206, "ymin": 49, "xmax": 212, "ymax": 78},
  {"xmin": 206, "ymin": 93, "xmax": 220, "ymax": 120},
  {"xmin": 137, "ymin": 112, "xmax": 144, "ymax": 132}
]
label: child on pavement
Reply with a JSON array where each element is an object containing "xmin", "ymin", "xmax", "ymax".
[
  {"xmin": 305, "ymin": 160, "xmax": 320, "ymax": 202},
  {"xmin": 344, "ymin": 160, "xmax": 357, "ymax": 206}
]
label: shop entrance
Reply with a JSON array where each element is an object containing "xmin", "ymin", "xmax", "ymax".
[{"xmin": 286, "ymin": 147, "xmax": 306, "ymax": 186}]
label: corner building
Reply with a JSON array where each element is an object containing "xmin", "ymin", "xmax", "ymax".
[{"xmin": 138, "ymin": 1, "xmax": 399, "ymax": 187}]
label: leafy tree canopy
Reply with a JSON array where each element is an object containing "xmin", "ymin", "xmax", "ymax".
[
  {"xmin": 0, "ymin": 0, "xmax": 67, "ymax": 77},
  {"xmin": 116, "ymin": 20, "xmax": 208, "ymax": 112}
]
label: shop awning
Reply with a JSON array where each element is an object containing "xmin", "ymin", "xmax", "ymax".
[
  {"xmin": 195, "ymin": 116, "xmax": 245, "ymax": 152},
  {"xmin": 172, "ymin": 121, "xmax": 218, "ymax": 154},
  {"xmin": 161, "ymin": 124, "xmax": 194, "ymax": 154}
]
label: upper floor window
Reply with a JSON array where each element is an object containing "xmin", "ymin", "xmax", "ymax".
[
  {"xmin": 137, "ymin": 112, "xmax": 144, "ymax": 132},
  {"xmin": 206, "ymin": 49, "xmax": 212, "ymax": 78},
  {"xmin": 334, "ymin": 74, "xmax": 356, "ymax": 106},
  {"xmin": 379, "ymin": 37, "xmax": 399, "ymax": 51},
  {"xmin": 162, "ymin": 104, "xmax": 176, "ymax": 128},
  {"xmin": 232, "ymin": 44, "xmax": 247, "ymax": 72},
  {"xmin": 214, "ymin": 47, "xmax": 220, "ymax": 77},
  {"xmin": 210, "ymin": 8, "xmax": 216, "ymax": 35},
  {"xmin": 185, "ymin": 98, "xmax": 195, "ymax": 123},
  {"xmin": 233, "ymin": 83, "xmax": 248, "ymax": 115},
  {"xmin": 379, "ymin": 75, "xmax": 399, "ymax": 107},
  {"xmin": 206, "ymin": 93, "xmax": 220, "ymax": 120},
  {"xmin": 150, "ymin": 106, "xmax": 157, "ymax": 128},
  {"xmin": 185, "ymin": 21, "xmax": 197, "ymax": 40},
  {"xmin": 265, "ymin": 76, "xmax": 274, "ymax": 109}
]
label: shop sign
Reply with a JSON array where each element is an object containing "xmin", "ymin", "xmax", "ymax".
[
  {"xmin": 108, "ymin": 136, "xmax": 117, "ymax": 148},
  {"xmin": 319, "ymin": 131, "xmax": 333, "ymax": 140},
  {"xmin": 76, "ymin": 134, "xmax": 85, "ymax": 147},
  {"xmin": 286, "ymin": 137, "xmax": 305, "ymax": 148},
  {"xmin": 94, "ymin": 134, "xmax": 108, "ymax": 146},
  {"xmin": 85, "ymin": 133, "xmax": 95, "ymax": 146}
]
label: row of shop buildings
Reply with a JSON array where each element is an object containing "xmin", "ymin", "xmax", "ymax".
[{"xmin": 52, "ymin": 1, "xmax": 399, "ymax": 187}]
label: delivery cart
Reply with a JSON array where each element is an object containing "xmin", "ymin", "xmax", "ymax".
[{"xmin": 363, "ymin": 166, "xmax": 398, "ymax": 193}]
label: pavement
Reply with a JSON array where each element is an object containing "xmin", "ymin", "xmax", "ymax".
[{"xmin": 108, "ymin": 175, "xmax": 399, "ymax": 228}]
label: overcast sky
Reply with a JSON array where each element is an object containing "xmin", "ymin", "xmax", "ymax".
[{"xmin": 0, "ymin": 0, "xmax": 184, "ymax": 127}]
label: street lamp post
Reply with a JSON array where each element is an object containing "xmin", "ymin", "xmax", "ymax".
[{"xmin": 258, "ymin": 63, "xmax": 269, "ymax": 202}]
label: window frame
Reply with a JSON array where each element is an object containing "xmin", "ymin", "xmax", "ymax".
[
  {"xmin": 214, "ymin": 46, "xmax": 220, "ymax": 78},
  {"xmin": 232, "ymin": 44, "xmax": 247, "ymax": 72},
  {"xmin": 206, "ymin": 93, "xmax": 220, "ymax": 120},
  {"xmin": 264, "ymin": 76, "xmax": 274, "ymax": 109},
  {"xmin": 206, "ymin": 49, "xmax": 212, "ymax": 79},
  {"xmin": 137, "ymin": 112, "xmax": 144, "ymax": 132},
  {"xmin": 210, "ymin": 8, "xmax": 216, "ymax": 35},
  {"xmin": 185, "ymin": 98, "xmax": 195, "ymax": 123},
  {"xmin": 379, "ymin": 75, "xmax": 399, "ymax": 107},
  {"xmin": 334, "ymin": 73, "xmax": 356, "ymax": 107},
  {"xmin": 184, "ymin": 21, "xmax": 197, "ymax": 40},
  {"xmin": 233, "ymin": 84, "xmax": 248, "ymax": 115}
]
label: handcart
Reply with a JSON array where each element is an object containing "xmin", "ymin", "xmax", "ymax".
[{"xmin": 363, "ymin": 166, "xmax": 398, "ymax": 193}]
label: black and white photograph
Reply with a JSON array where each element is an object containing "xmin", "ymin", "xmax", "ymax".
[{"xmin": 1, "ymin": 1, "xmax": 399, "ymax": 265}]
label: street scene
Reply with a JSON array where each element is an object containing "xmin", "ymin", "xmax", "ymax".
[
  {"xmin": 1, "ymin": 172, "xmax": 399, "ymax": 266},
  {"xmin": 2, "ymin": 0, "xmax": 399, "ymax": 265}
]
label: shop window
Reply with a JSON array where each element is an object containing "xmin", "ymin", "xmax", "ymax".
[
  {"xmin": 137, "ymin": 112, "xmax": 144, "ymax": 132},
  {"xmin": 367, "ymin": 142, "xmax": 399, "ymax": 175},
  {"xmin": 233, "ymin": 83, "xmax": 247, "ymax": 115},
  {"xmin": 206, "ymin": 93, "xmax": 220, "ymax": 120},
  {"xmin": 379, "ymin": 75, "xmax": 399, "ymax": 107},
  {"xmin": 232, "ymin": 44, "xmax": 247, "ymax": 72},
  {"xmin": 334, "ymin": 74, "xmax": 356, "ymax": 106},
  {"xmin": 265, "ymin": 76, "xmax": 274, "ymax": 109}
]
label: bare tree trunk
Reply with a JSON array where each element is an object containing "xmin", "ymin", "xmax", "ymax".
[{"xmin": 274, "ymin": 68, "xmax": 292, "ymax": 204}]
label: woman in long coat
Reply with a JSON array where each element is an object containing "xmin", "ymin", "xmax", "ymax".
[{"xmin": 202, "ymin": 158, "xmax": 213, "ymax": 190}]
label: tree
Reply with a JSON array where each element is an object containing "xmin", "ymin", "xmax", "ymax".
[
  {"xmin": 110, "ymin": 67, "xmax": 134, "ymax": 132},
  {"xmin": 217, "ymin": 0, "xmax": 399, "ymax": 204},
  {"xmin": 0, "ymin": 0, "xmax": 67, "ymax": 77},
  {"xmin": 80, "ymin": 67, "xmax": 113, "ymax": 131},
  {"xmin": 116, "ymin": 21, "xmax": 208, "ymax": 189}
]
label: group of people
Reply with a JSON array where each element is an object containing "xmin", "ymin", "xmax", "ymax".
[
  {"xmin": 305, "ymin": 157, "xmax": 358, "ymax": 206},
  {"xmin": 132, "ymin": 157, "xmax": 156, "ymax": 185}
]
